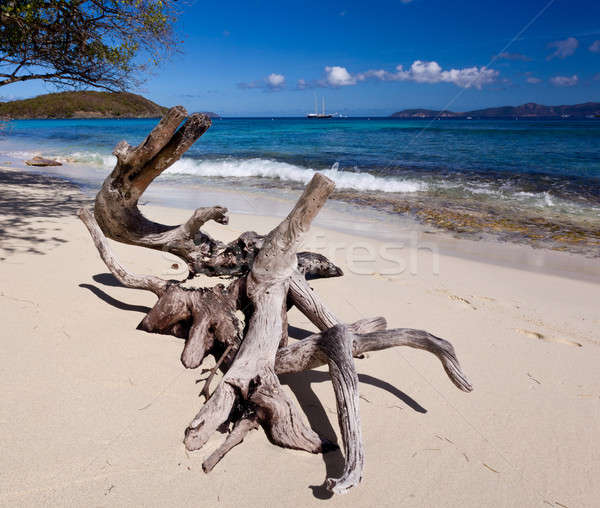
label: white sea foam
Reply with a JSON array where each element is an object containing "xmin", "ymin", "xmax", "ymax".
[
  {"xmin": 467, "ymin": 186, "xmax": 497, "ymax": 196},
  {"xmin": 3, "ymin": 145, "xmax": 585, "ymax": 214},
  {"xmin": 58, "ymin": 151, "xmax": 117, "ymax": 168},
  {"xmin": 4, "ymin": 147, "xmax": 420, "ymax": 193},
  {"xmin": 163, "ymin": 157, "xmax": 426, "ymax": 193},
  {"xmin": 2, "ymin": 149, "xmax": 40, "ymax": 159}
]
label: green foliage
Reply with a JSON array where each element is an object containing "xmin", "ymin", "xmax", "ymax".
[
  {"xmin": 0, "ymin": 91, "xmax": 168, "ymax": 118},
  {"xmin": 0, "ymin": 0, "xmax": 179, "ymax": 90}
]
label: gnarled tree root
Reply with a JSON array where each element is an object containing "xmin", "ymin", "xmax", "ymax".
[
  {"xmin": 79, "ymin": 200, "xmax": 472, "ymax": 494},
  {"xmin": 78, "ymin": 108, "xmax": 473, "ymax": 495}
]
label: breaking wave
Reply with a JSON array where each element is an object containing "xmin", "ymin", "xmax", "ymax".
[{"xmin": 164, "ymin": 158, "xmax": 426, "ymax": 193}]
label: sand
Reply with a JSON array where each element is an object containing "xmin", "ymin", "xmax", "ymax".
[{"xmin": 1, "ymin": 167, "xmax": 599, "ymax": 507}]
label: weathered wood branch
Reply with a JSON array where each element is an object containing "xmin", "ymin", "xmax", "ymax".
[
  {"xmin": 93, "ymin": 106, "xmax": 343, "ymax": 280},
  {"xmin": 184, "ymin": 173, "xmax": 336, "ymax": 456},
  {"xmin": 288, "ymin": 270, "xmax": 339, "ymax": 330},
  {"xmin": 78, "ymin": 207, "xmax": 168, "ymax": 297},
  {"xmin": 275, "ymin": 327, "xmax": 473, "ymax": 392},
  {"xmin": 201, "ymin": 416, "xmax": 259, "ymax": 473},
  {"xmin": 79, "ymin": 206, "xmax": 244, "ymax": 367},
  {"xmin": 272, "ymin": 321, "xmax": 473, "ymax": 493},
  {"xmin": 79, "ymin": 204, "xmax": 471, "ymax": 382},
  {"xmin": 318, "ymin": 324, "xmax": 364, "ymax": 494},
  {"xmin": 350, "ymin": 328, "xmax": 473, "ymax": 392}
]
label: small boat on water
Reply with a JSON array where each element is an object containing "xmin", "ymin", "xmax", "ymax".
[{"xmin": 307, "ymin": 95, "xmax": 332, "ymax": 119}]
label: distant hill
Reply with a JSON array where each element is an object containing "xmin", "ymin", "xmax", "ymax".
[
  {"xmin": 390, "ymin": 108, "xmax": 457, "ymax": 118},
  {"xmin": 0, "ymin": 91, "xmax": 168, "ymax": 119},
  {"xmin": 390, "ymin": 102, "xmax": 600, "ymax": 119}
]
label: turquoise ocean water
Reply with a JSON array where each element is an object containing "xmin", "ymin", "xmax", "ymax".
[{"xmin": 1, "ymin": 117, "xmax": 599, "ymax": 254}]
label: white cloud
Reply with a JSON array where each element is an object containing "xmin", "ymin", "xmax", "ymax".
[
  {"xmin": 526, "ymin": 76, "xmax": 542, "ymax": 84},
  {"xmin": 238, "ymin": 73, "xmax": 286, "ymax": 91},
  {"xmin": 324, "ymin": 66, "xmax": 356, "ymax": 86},
  {"xmin": 299, "ymin": 61, "xmax": 498, "ymax": 91},
  {"xmin": 550, "ymin": 74, "xmax": 579, "ymax": 87},
  {"xmin": 546, "ymin": 37, "xmax": 578, "ymax": 60},
  {"xmin": 356, "ymin": 69, "xmax": 390, "ymax": 81},
  {"xmin": 356, "ymin": 60, "xmax": 498, "ymax": 89},
  {"xmin": 405, "ymin": 60, "xmax": 445, "ymax": 83},
  {"xmin": 266, "ymin": 73, "xmax": 285, "ymax": 88},
  {"xmin": 589, "ymin": 40, "xmax": 600, "ymax": 53},
  {"xmin": 439, "ymin": 65, "xmax": 498, "ymax": 88}
]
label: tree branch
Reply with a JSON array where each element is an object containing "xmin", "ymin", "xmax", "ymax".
[
  {"xmin": 93, "ymin": 107, "xmax": 344, "ymax": 280},
  {"xmin": 0, "ymin": 72, "xmax": 60, "ymax": 87}
]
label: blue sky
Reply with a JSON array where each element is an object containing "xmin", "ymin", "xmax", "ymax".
[{"xmin": 4, "ymin": 0, "xmax": 600, "ymax": 115}]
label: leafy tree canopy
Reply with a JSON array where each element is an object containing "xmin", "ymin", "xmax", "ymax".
[{"xmin": 0, "ymin": 0, "xmax": 178, "ymax": 91}]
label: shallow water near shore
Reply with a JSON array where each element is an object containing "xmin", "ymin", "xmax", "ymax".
[{"xmin": 1, "ymin": 116, "xmax": 599, "ymax": 256}]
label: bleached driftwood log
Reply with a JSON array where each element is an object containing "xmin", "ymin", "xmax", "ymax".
[{"xmin": 78, "ymin": 107, "xmax": 472, "ymax": 495}]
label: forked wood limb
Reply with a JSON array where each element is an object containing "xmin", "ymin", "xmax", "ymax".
[
  {"xmin": 93, "ymin": 106, "xmax": 343, "ymax": 280},
  {"xmin": 275, "ymin": 327, "xmax": 473, "ymax": 392},
  {"xmin": 272, "ymin": 321, "xmax": 472, "ymax": 494}
]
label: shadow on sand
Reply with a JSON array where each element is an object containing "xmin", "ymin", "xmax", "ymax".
[
  {"xmin": 79, "ymin": 283, "xmax": 152, "ymax": 314},
  {"xmin": 0, "ymin": 169, "xmax": 90, "ymax": 260}
]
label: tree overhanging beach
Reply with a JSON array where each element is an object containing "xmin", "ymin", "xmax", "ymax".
[{"xmin": 1, "ymin": 0, "xmax": 178, "ymax": 90}]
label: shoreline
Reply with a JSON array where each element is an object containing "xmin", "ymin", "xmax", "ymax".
[
  {"xmin": 141, "ymin": 187, "xmax": 600, "ymax": 285},
  {"xmin": 3, "ymin": 156, "xmax": 599, "ymax": 285},
  {"xmin": 2, "ymin": 122, "xmax": 599, "ymax": 260}
]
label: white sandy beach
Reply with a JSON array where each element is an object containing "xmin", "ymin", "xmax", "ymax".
[{"xmin": 1, "ymin": 167, "xmax": 599, "ymax": 507}]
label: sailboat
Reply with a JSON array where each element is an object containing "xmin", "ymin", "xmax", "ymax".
[{"xmin": 307, "ymin": 95, "xmax": 333, "ymax": 118}]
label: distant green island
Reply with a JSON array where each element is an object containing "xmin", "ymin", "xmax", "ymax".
[
  {"xmin": 0, "ymin": 91, "xmax": 220, "ymax": 120},
  {"xmin": 391, "ymin": 102, "xmax": 600, "ymax": 119}
]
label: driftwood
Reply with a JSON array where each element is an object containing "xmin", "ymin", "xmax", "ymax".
[
  {"xmin": 78, "ymin": 107, "xmax": 472, "ymax": 495},
  {"xmin": 25, "ymin": 155, "xmax": 62, "ymax": 167}
]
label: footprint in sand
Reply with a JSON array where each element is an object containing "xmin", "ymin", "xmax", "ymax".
[
  {"xmin": 515, "ymin": 329, "xmax": 582, "ymax": 348},
  {"xmin": 449, "ymin": 294, "xmax": 477, "ymax": 310}
]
